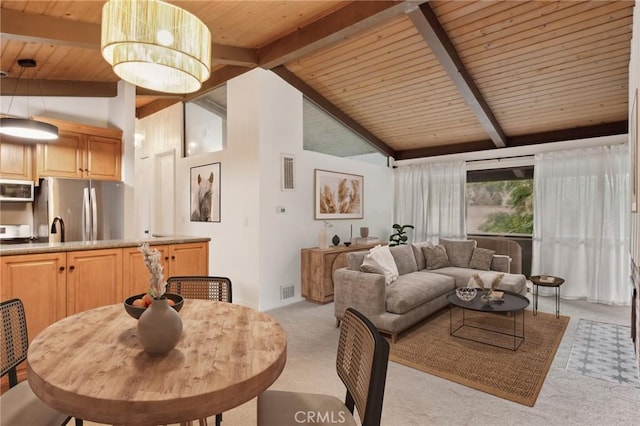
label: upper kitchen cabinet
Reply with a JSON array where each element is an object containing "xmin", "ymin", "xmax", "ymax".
[
  {"xmin": 35, "ymin": 117, "xmax": 122, "ymax": 181},
  {"xmin": 0, "ymin": 141, "xmax": 34, "ymax": 180}
]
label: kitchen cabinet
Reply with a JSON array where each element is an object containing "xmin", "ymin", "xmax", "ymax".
[
  {"xmin": 66, "ymin": 248, "xmax": 123, "ymax": 315},
  {"xmin": 301, "ymin": 243, "xmax": 379, "ymax": 304},
  {"xmin": 123, "ymin": 242, "xmax": 209, "ymax": 296},
  {"xmin": 35, "ymin": 117, "xmax": 122, "ymax": 181},
  {"xmin": 0, "ymin": 141, "xmax": 34, "ymax": 180},
  {"xmin": 0, "ymin": 252, "xmax": 67, "ymax": 388},
  {"xmin": 0, "ymin": 252, "xmax": 67, "ymax": 343}
]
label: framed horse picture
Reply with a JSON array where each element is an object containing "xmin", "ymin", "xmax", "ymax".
[{"xmin": 190, "ymin": 162, "xmax": 221, "ymax": 222}]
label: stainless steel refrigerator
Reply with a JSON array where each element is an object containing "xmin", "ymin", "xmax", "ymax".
[{"xmin": 34, "ymin": 177, "xmax": 124, "ymax": 243}]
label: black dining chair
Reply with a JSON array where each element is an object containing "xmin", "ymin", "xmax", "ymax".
[
  {"xmin": 257, "ymin": 307, "xmax": 390, "ymax": 426},
  {"xmin": 165, "ymin": 276, "xmax": 233, "ymax": 426},
  {"xmin": 1, "ymin": 298, "xmax": 83, "ymax": 426}
]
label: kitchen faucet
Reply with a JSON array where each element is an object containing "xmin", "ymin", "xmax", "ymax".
[{"xmin": 51, "ymin": 216, "xmax": 65, "ymax": 243}]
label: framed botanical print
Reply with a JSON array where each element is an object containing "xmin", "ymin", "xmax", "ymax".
[{"xmin": 314, "ymin": 169, "xmax": 363, "ymax": 220}]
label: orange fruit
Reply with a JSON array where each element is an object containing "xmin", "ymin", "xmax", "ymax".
[
  {"xmin": 167, "ymin": 299, "xmax": 175, "ymax": 306},
  {"xmin": 142, "ymin": 293, "xmax": 153, "ymax": 307},
  {"xmin": 132, "ymin": 298, "xmax": 145, "ymax": 308}
]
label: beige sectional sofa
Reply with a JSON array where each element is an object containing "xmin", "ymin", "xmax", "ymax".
[{"xmin": 333, "ymin": 239, "xmax": 527, "ymax": 343}]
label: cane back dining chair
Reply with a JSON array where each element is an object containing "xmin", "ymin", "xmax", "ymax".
[
  {"xmin": 1, "ymin": 298, "xmax": 83, "ymax": 426},
  {"xmin": 257, "ymin": 307, "xmax": 390, "ymax": 426},
  {"xmin": 165, "ymin": 276, "xmax": 233, "ymax": 426}
]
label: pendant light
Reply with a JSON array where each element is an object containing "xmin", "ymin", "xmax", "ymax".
[
  {"xmin": 101, "ymin": 0, "xmax": 211, "ymax": 94},
  {"xmin": 0, "ymin": 59, "xmax": 59, "ymax": 141}
]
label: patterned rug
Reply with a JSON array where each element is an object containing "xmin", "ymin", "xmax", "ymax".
[
  {"xmin": 389, "ymin": 308, "xmax": 569, "ymax": 407},
  {"xmin": 566, "ymin": 319, "xmax": 639, "ymax": 387}
]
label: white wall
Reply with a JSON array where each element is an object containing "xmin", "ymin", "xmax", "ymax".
[
  {"xmin": 136, "ymin": 68, "xmax": 394, "ymax": 311},
  {"xmin": 1, "ymin": 96, "xmax": 110, "ymax": 128}
]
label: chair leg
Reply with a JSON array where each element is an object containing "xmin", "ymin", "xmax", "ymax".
[
  {"xmin": 336, "ymin": 318, "xmax": 341, "ymax": 327},
  {"xmin": 75, "ymin": 418, "xmax": 83, "ymax": 426},
  {"xmin": 215, "ymin": 413, "xmax": 222, "ymax": 426}
]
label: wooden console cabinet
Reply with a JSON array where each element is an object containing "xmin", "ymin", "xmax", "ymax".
[{"xmin": 301, "ymin": 244, "xmax": 378, "ymax": 304}]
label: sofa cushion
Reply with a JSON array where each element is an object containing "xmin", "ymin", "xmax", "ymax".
[
  {"xmin": 347, "ymin": 251, "xmax": 368, "ymax": 271},
  {"xmin": 439, "ymin": 239, "xmax": 476, "ymax": 268},
  {"xmin": 422, "ymin": 245, "xmax": 450, "ymax": 270},
  {"xmin": 411, "ymin": 242, "xmax": 432, "ymax": 270},
  {"xmin": 386, "ymin": 271, "xmax": 455, "ymax": 315},
  {"xmin": 390, "ymin": 245, "xmax": 419, "ymax": 275},
  {"xmin": 469, "ymin": 247, "xmax": 495, "ymax": 271},
  {"xmin": 362, "ymin": 245, "xmax": 399, "ymax": 285}
]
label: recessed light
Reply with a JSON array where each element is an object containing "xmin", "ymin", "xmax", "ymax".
[{"xmin": 0, "ymin": 71, "xmax": 9, "ymax": 78}]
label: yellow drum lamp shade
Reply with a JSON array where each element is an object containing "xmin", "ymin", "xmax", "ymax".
[{"xmin": 101, "ymin": 0, "xmax": 211, "ymax": 94}]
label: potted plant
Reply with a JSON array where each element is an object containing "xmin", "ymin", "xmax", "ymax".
[{"xmin": 389, "ymin": 224, "xmax": 414, "ymax": 246}]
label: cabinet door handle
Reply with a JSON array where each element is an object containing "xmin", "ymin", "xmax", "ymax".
[
  {"xmin": 164, "ymin": 256, "xmax": 169, "ymax": 261},
  {"xmin": 171, "ymin": 256, "xmax": 175, "ymax": 260},
  {"xmin": 69, "ymin": 265, "xmax": 75, "ymax": 271},
  {"xmin": 59, "ymin": 266, "xmax": 65, "ymax": 272}
]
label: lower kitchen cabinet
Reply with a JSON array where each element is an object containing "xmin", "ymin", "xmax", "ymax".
[
  {"xmin": 123, "ymin": 242, "xmax": 209, "ymax": 297},
  {"xmin": 0, "ymin": 252, "xmax": 67, "ymax": 389},
  {"xmin": 0, "ymin": 252, "xmax": 67, "ymax": 343},
  {"xmin": 66, "ymin": 248, "xmax": 123, "ymax": 315}
]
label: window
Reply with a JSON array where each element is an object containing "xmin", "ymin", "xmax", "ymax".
[
  {"xmin": 466, "ymin": 166, "xmax": 533, "ymax": 236},
  {"xmin": 303, "ymin": 97, "xmax": 387, "ymax": 166},
  {"xmin": 183, "ymin": 85, "xmax": 227, "ymax": 157}
]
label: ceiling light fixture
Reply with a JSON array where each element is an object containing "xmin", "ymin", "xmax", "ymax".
[
  {"xmin": 0, "ymin": 59, "xmax": 59, "ymax": 141},
  {"xmin": 101, "ymin": 0, "xmax": 211, "ymax": 94}
]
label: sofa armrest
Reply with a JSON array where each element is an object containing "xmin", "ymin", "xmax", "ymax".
[
  {"xmin": 333, "ymin": 268, "xmax": 386, "ymax": 320},
  {"xmin": 491, "ymin": 255, "xmax": 511, "ymax": 273}
]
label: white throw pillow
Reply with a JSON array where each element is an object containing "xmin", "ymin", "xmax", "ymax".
[{"xmin": 366, "ymin": 244, "xmax": 399, "ymax": 285}]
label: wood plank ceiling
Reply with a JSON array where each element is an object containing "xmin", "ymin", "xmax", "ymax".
[{"xmin": 0, "ymin": 1, "xmax": 634, "ymax": 160}]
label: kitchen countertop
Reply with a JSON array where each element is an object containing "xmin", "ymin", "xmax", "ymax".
[{"xmin": 0, "ymin": 235, "xmax": 210, "ymax": 256}]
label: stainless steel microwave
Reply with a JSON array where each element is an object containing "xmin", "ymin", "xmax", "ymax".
[{"xmin": 0, "ymin": 179, "xmax": 34, "ymax": 202}]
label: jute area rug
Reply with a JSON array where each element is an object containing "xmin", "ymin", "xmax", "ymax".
[{"xmin": 389, "ymin": 308, "xmax": 569, "ymax": 407}]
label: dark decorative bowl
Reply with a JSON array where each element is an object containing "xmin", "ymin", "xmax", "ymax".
[
  {"xmin": 124, "ymin": 293, "xmax": 184, "ymax": 320},
  {"xmin": 344, "ymin": 242, "xmax": 352, "ymax": 247}
]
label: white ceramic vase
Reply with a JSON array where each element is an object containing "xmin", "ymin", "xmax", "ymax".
[
  {"xmin": 137, "ymin": 297, "xmax": 183, "ymax": 355},
  {"xmin": 319, "ymin": 228, "xmax": 329, "ymax": 249}
]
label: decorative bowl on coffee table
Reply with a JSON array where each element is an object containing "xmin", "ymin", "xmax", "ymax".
[{"xmin": 455, "ymin": 287, "xmax": 477, "ymax": 302}]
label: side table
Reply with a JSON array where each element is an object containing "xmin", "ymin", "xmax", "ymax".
[{"xmin": 530, "ymin": 275, "xmax": 565, "ymax": 318}]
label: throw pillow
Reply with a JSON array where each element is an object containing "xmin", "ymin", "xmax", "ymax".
[
  {"xmin": 439, "ymin": 238, "xmax": 476, "ymax": 268},
  {"xmin": 360, "ymin": 256, "xmax": 385, "ymax": 275},
  {"xmin": 469, "ymin": 247, "xmax": 495, "ymax": 271},
  {"xmin": 364, "ymin": 245, "xmax": 399, "ymax": 285},
  {"xmin": 411, "ymin": 242, "xmax": 433, "ymax": 270},
  {"xmin": 422, "ymin": 245, "xmax": 450, "ymax": 270},
  {"xmin": 390, "ymin": 244, "xmax": 419, "ymax": 275}
]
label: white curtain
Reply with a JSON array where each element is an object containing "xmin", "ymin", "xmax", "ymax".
[
  {"xmin": 532, "ymin": 144, "xmax": 630, "ymax": 305},
  {"xmin": 394, "ymin": 161, "xmax": 466, "ymax": 244}
]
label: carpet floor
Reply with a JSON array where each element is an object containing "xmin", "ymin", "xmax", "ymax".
[{"xmin": 389, "ymin": 307, "xmax": 569, "ymax": 407}]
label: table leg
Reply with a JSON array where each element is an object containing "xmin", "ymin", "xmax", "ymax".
[
  {"xmin": 533, "ymin": 284, "xmax": 538, "ymax": 315},
  {"xmin": 555, "ymin": 285, "xmax": 560, "ymax": 318}
]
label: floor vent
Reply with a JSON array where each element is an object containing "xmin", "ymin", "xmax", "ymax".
[
  {"xmin": 281, "ymin": 154, "xmax": 295, "ymax": 191},
  {"xmin": 280, "ymin": 285, "xmax": 295, "ymax": 299}
]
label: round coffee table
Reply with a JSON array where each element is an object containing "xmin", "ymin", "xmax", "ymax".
[
  {"xmin": 530, "ymin": 275, "xmax": 565, "ymax": 318},
  {"xmin": 447, "ymin": 289, "xmax": 530, "ymax": 351}
]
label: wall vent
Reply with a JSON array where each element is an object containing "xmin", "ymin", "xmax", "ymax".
[
  {"xmin": 280, "ymin": 284, "xmax": 295, "ymax": 300},
  {"xmin": 281, "ymin": 154, "xmax": 295, "ymax": 191}
]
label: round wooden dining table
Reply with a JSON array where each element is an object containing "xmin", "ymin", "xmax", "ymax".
[{"xmin": 27, "ymin": 299, "xmax": 287, "ymax": 425}]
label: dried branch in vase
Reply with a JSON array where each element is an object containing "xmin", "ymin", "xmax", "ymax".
[{"xmin": 139, "ymin": 243, "xmax": 166, "ymax": 298}]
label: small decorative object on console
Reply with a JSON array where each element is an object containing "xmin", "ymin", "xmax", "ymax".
[{"xmin": 455, "ymin": 287, "xmax": 477, "ymax": 302}]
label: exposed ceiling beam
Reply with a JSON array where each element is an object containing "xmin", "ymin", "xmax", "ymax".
[
  {"xmin": 408, "ymin": 3, "xmax": 507, "ymax": 148},
  {"xmin": 259, "ymin": 1, "xmax": 423, "ymax": 69},
  {"xmin": 0, "ymin": 78, "xmax": 117, "ymax": 97},
  {"xmin": 395, "ymin": 121, "xmax": 629, "ymax": 160},
  {"xmin": 273, "ymin": 65, "xmax": 396, "ymax": 158},
  {"xmin": 0, "ymin": 9, "xmax": 258, "ymax": 67}
]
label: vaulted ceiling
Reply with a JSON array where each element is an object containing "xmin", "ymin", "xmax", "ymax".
[{"xmin": 0, "ymin": 1, "xmax": 634, "ymax": 160}]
